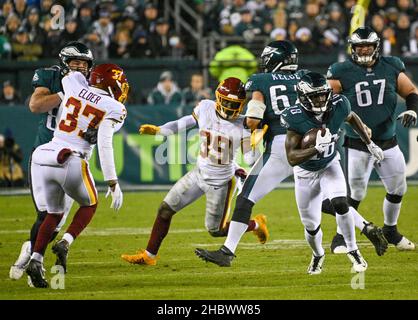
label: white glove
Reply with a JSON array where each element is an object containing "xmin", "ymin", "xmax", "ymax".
[
  {"xmin": 105, "ymin": 183, "xmax": 123, "ymax": 211},
  {"xmin": 314, "ymin": 128, "xmax": 332, "ymax": 153},
  {"xmin": 367, "ymin": 141, "xmax": 384, "ymax": 163},
  {"xmin": 397, "ymin": 110, "xmax": 417, "ymax": 128}
]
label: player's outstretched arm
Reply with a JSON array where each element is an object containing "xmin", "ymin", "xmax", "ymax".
[
  {"xmin": 285, "ymin": 130, "xmax": 320, "ymax": 166},
  {"xmin": 396, "ymin": 72, "xmax": 418, "ymax": 128},
  {"xmin": 98, "ymin": 118, "xmax": 123, "ymax": 211},
  {"xmin": 28, "ymin": 87, "xmax": 63, "ymax": 113},
  {"xmin": 245, "ymin": 91, "xmax": 265, "ymax": 131},
  {"xmin": 139, "ymin": 115, "xmax": 197, "ymax": 136}
]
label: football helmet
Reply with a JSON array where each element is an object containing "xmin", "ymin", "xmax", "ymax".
[
  {"xmin": 215, "ymin": 77, "xmax": 246, "ymax": 120},
  {"xmin": 59, "ymin": 41, "xmax": 94, "ymax": 77},
  {"xmin": 89, "ymin": 63, "xmax": 130, "ymax": 104},
  {"xmin": 297, "ymin": 72, "xmax": 332, "ymax": 114},
  {"xmin": 348, "ymin": 27, "xmax": 380, "ymax": 66},
  {"xmin": 260, "ymin": 40, "xmax": 298, "ymax": 73}
]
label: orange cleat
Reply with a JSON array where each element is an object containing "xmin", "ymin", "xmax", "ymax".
[
  {"xmin": 253, "ymin": 214, "xmax": 269, "ymax": 244},
  {"xmin": 121, "ymin": 249, "xmax": 157, "ymax": 266}
]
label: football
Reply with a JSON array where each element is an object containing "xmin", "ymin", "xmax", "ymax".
[{"xmin": 300, "ymin": 128, "xmax": 326, "ymax": 149}]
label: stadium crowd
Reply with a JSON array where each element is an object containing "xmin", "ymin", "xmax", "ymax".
[{"xmin": 0, "ymin": 0, "xmax": 417, "ymax": 61}]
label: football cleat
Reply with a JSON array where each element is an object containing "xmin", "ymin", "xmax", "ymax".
[
  {"xmin": 26, "ymin": 259, "xmax": 48, "ymax": 288},
  {"xmin": 253, "ymin": 214, "xmax": 269, "ymax": 244},
  {"xmin": 347, "ymin": 250, "xmax": 368, "ymax": 273},
  {"xmin": 195, "ymin": 245, "xmax": 235, "ymax": 267},
  {"xmin": 52, "ymin": 239, "xmax": 69, "ymax": 273},
  {"xmin": 307, "ymin": 254, "xmax": 325, "ymax": 275},
  {"xmin": 330, "ymin": 233, "xmax": 347, "ymax": 254},
  {"xmin": 361, "ymin": 222, "xmax": 388, "ymax": 256},
  {"xmin": 121, "ymin": 249, "xmax": 157, "ymax": 266},
  {"xmin": 9, "ymin": 240, "xmax": 31, "ymax": 280},
  {"xmin": 382, "ymin": 225, "xmax": 415, "ymax": 251}
]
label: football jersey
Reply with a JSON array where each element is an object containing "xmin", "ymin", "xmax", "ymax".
[
  {"xmin": 31, "ymin": 65, "xmax": 63, "ymax": 148},
  {"xmin": 192, "ymin": 99, "xmax": 250, "ymax": 186},
  {"xmin": 53, "ymin": 71, "xmax": 127, "ymax": 159},
  {"xmin": 245, "ymin": 69, "xmax": 309, "ymax": 143},
  {"xmin": 327, "ymin": 56, "xmax": 404, "ymax": 140},
  {"xmin": 281, "ymin": 94, "xmax": 351, "ymax": 172}
]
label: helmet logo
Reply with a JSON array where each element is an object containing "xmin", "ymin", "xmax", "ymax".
[{"xmin": 112, "ymin": 69, "xmax": 123, "ymax": 81}]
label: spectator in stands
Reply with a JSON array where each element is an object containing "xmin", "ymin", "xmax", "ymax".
[
  {"xmin": 91, "ymin": 10, "xmax": 114, "ymax": 52},
  {"xmin": 77, "ymin": 2, "xmax": 95, "ymax": 34},
  {"xmin": 369, "ymin": 0, "xmax": 389, "ymax": 17},
  {"xmin": 219, "ymin": 0, "xmax": 248, "ymax": 35},
  {"xmin": 0, "ymin": 130, "xmax": 24, "ymax": 187},
  {"xmin": 13, "ymin": 0, "xmax": 27, "ymax": 21},
  {"xmin": 0, "ymin": 81, "xmax": 22, "ymax": 106},
  {"xmin": 382, "ymin": 25, "xmax": 397, "ymax": 55},
  {"xmin": 59, "ymin": 17, "xmax": 82, "ymax": 48},
  {"xmin": 287, "ymin": 19, "xmax": 299, "ymax": 42},
  {"xmin": 147, "ymin": 71, "xmax": 182, "ymax": 106},
  {"xmin": 24, "ymin": 7, "xmax": 46, "ymax": 47},
  {"xmin": 182, "ymin": 73, "xmax": 212, "ymax": 106},
  {"xmin": 11, "ymin": 26, "xmax": 43, "ymax": 61},
  {"xmin": 396, "ymin": 13, "xmax": 411, "ymax": 56},
  {"xmin": 130, "ymin": 29, "xmax": 153, "ymax": 58},
  {"xmin": 294, "ymin": 27, "xmax": 316, "ymax": 55},
  {"xmin": 299, "ymin": 0, "xmax": 321, "ymax": 32},
  {"xmin": 4, "ymin": 14, "xmax": 22, "ymax": 40},
  {"xmin": 234, "ymin": 8, "xmax": 262, "ymax": 39},
  {"xmin": 81, "ymin": 30, "xmax": 107, "ymax": 59},
  {"xmin": 371, "ymin": 13, "xmax": 386, "ymax": 36},
  {"xmin": 0, "ymin": 29, "xmax": 11, "ymax": 59},
  {"xmin": 397, "ymin": 0, "xmax": 414, "ymax": 16},
  {"xmin": 149, "ymin": 18, "xmax": 184, "ymax": 57},
  {"xmin": 273, "ymin": 8, "xmax": 287, "ymax": 30},
  {"xmin": 109, "ymin": 28, "xmax": 132, "ymax": 58},
  {"xmin": 386, "ymin": 7, "xmax": 399, "ymax": 26},
  {"xmin": 327, "ymin": 2, "xmax": 347, "ymax": 38},
  {"xmin": 39, "ymin": 16, "xmax": 61, "ymax": 58},
  {"xmin": 118, "ymin": 9, "xmax": 138, "ymax": 36},
  {"xmin": 259, "ymin": 0, "xmax": 278, "ymax": 22},
  {"xmin": 318, "ymin": 28, "xmax": 341, "ymax": 55},
  {"xmin": 140, "ymin": 2, "xmax": 159, "ymax": 34},
  {"xmin": 408, "ymin": 23, "xmax": 418, "ymax": 56},
  {"xmin": 39, "ymin": 0, "xmax": 54, "ymax": 21},
  {"xmin": 0, "ymin": 1, "xmax": 14, "ymax": 27}
]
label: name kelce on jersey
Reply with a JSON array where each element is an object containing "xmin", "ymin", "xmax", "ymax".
[
  {"xmin": 78, "ymin": 88, "xmax": 102, "ymax": 104},
  {"xmin": 271, "ymin": 73, "xmax": 302, "ymax": 81}
]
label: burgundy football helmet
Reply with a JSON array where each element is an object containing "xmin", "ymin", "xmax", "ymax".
[
  {"xmin": 215, "ymin": 77, "xmax": 246, "ymax": 120},
  {"xmin": 89, "ymin": 63, "xmax": 130, "ymax": 104}
]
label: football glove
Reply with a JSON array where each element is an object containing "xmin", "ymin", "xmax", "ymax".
[
  {"xmin": 367, "ymin": 141, "xmax": 384, "ymax": 163},
  {"xmin": 105, "ymin": 183, "xmax": 123, "ymax": 211},
  {"xmin": 235, "ymin": 167, "xmax": 247, "ymax": 180},
  {"xmin": 81, "ymin": 127, "xmax": 98, "ymax": 144},
  {"xmin": 250, "ymin": 124, "xmax": 268, "ymax": 151},
  {"xmin": 397, "ymin": 110, "xmax": 417, "ymax": 128},
  {"xmin": 139, "ymin": 124, "xmax": 160, "ymax": 135},
  {"xmin": 314, "ymin": 128, "xmax": 332, "ymax": 153}
]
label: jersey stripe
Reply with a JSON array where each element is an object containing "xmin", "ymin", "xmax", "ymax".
[
  {"xmin": 81, "ymin": 160, "xmax": 97, "ymax": 205},
  {"xmin": 219, "ymin": 176, "xmax": 237, "ymax": 230}
]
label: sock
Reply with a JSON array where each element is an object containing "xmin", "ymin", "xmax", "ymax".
[
  {"xmin": 146, "ymin": 215, "xmax": 172, "ymax": 255},
  {"xmin": 305, "ymin": 228, "xmax": 324, "ymax": 257},
  {"xmin": 63, "ymin": 233, "xmax": 74, "ymax": 246},
  {"xmin": 222, "ymin": 220, "xmax": 257, "ymax": 234},
  {"xmin": 350, "ymin": 207, "xmax": 368, "ymax": 230},
  {"xmin": 145, "ymin": 250, "xmax": 156, "ymax": 258},
  {"xmin": 30, "ymin": 211, "xmax": 47, "ymax": 253},
  {"xmin": 224, "ymin": 221, "xmax": 248, "ymax": 254},
  {"xmin": 33, "ymin": 213, "xmax": 63, "ymax": 256},
  {"xmin": 31, "ymin": 252, "xmax": 44, "ymax": 263},
  {"xmin": 66, "ymin": 205, "xmax": 97, "ymax": 240},
  {"xmin": 383, "ymin": 198, "xmax": 401, "ymax": 226},
  {"xmin": 336, "ymin": 208, "xmax": 358, "ymax": 252}
]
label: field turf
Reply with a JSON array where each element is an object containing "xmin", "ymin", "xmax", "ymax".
[{"xmin": 0, "ymin": 186, "xmax": 417, "ymax": 300}]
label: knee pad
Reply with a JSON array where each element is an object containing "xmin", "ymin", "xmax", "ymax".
[
  {"xmin": 386, "ymin": 193, "xmax": 403, "ymax": 204},
  {"xmin": 158, "ymin": 201, "xmax": 176, "ymax": 220},
  {"xmin": 306, "ymin": 225, "xmax": 321, "ymax": 236},
  {"xmin": 331, "ymin": 197, "xmax": 349, "ymax": 215},
  {"xmin": 231, "ymin": 195, "xmax": 254, "ymax": 224},
  {"xmin": 321, "ymin": 199, "xmax": 336, "ymax": 216},
  {"xmin": 347, "ymin": 197, "xmax": 360, "ymax": 210}
]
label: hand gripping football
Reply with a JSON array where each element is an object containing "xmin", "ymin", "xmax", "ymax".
[{"xmin": 300, "ymin": 128, "xmax": 327, "ymax": 149}]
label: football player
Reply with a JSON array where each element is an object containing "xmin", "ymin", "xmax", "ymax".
[
  {"xmin": 281, "ymin": 72, "xmax": 384, "ymax": 274},
  {"xmin": 9, "ymin": 42, "xmax": 94, "ymax": 281},
  {"xmin": 195, "ymin": 40, "xmax": 306, "ymax": 267},
  {"xmin": 325, "ymin": 27, "xmax": 417, "ymax": 252},
  {"xmin": 121, "ymin": 77, "xmax": 267, "ymax": 266},
  {"xmin": 26, "ymin": 64, "xmax": 129, "ymax": 288}
]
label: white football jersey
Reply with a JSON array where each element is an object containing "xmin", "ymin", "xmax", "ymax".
[
  {"xmin": 193, "ymin": 99, "xmax": 250, "ymax": 186},
  {"xmin": 53, "ymin": 71, "xmax": 127, "ymax": 159}
]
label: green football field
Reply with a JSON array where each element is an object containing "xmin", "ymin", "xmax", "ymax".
[{"xmin": 0, "ymin": 186, "xmax": 417, "ymax": 300}]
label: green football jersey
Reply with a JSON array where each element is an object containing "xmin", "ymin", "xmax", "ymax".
[
  {"xmin": 327, "ymin": 56, "xmax": 405, "ymax": 140},
  {"xmin": 245, "ymin": 69, "xmax": 308, "ymax": 142},
  {"xmin": 281, "ymin": 94, "xmax": 351, "ymax": 171},
  {"xmin": 31, "ymin": 65, "xmax": 63, "ymax": 148}
]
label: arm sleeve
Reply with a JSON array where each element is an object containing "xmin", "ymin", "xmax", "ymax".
[
  {"xmin": 98, "ymin": 119, "xmax": 118, "ymax": 181},
  {"xmin": 159, "ymin": 115, "xmax": 197, "ymax": 136}
]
